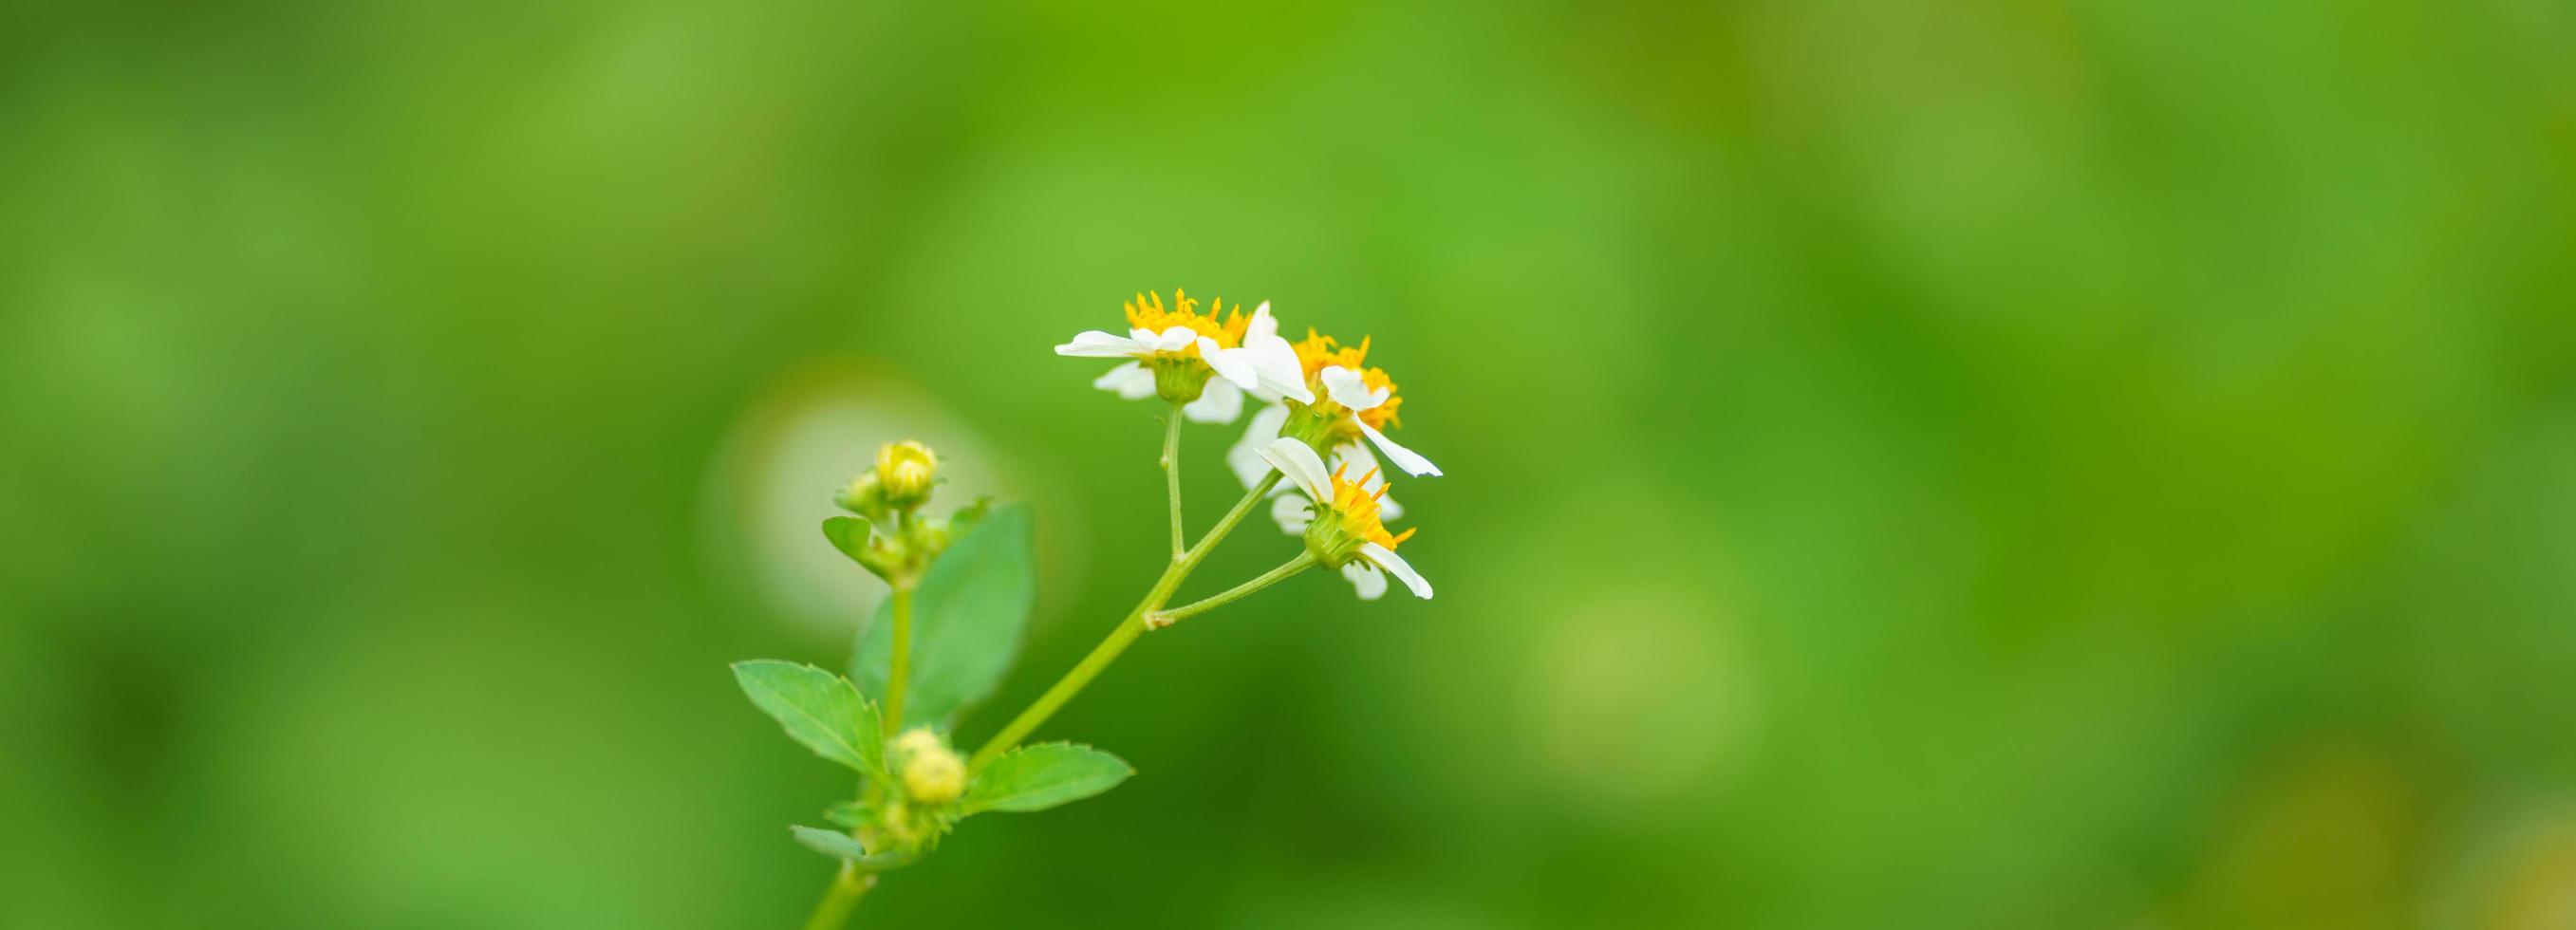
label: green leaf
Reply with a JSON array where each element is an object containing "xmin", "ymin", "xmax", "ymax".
[
  {"xmin": 851, "ymin": 503, "xmax": 1036, "ymax": 727},
  {"xmin": 787, "ymin": 826, "xmax": 913, "ymax": 868},
  {"xmin": 732, "ymin": 660, "xmax": 885, "ymax": 780},
  {"xmin": 821, "ymin": 516, "xmax": 872, "ymax": 564},
  {"xmin": 963, "ymin": 742, "xmax": 1134, "ymax": 814},
  {"xmin": 823, "ymin": 801, "xmax": 868, "ymax": 828}
]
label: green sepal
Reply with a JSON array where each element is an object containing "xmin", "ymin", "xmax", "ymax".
[
  {"xmin": 963, "ymin": 741, "xmax": 1134, "ymax": 814},
  {"xmin": 731, "ymin": 660, "xmax": 887, "ymax": 782}
]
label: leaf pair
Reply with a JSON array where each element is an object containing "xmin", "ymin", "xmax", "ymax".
[{"xmin": 734, "ymin": 659, "xmax": 1136, "ymax": 866}]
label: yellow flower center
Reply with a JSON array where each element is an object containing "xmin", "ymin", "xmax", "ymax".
[
  {"xmin": 1328, "ymin": 461, "xmax": 1415, "ymax": 550},
  {"xmin": 1124, "ymin": 289, "xmax": 1250, "ymax": 355},
  {"xmin": 1289, "ymin": 329, "xmax": 1405, "ymax": 430}
]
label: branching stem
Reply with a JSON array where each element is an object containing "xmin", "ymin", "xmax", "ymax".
[
  {"xmin": 1148, "ymin": 551, "xmax": 1316, "ymax": 629},
  {"xmin": 970, "ymin": 471, "xmax": 1283, "ymax": 770}
]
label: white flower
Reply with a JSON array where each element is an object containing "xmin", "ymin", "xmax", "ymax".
[
  {"xmin": 1255, "ymin": 437, "xmax": 1432, "ymax": 601},
  {"xmin": 1054, "ymin": 291, "xmax": 1312, "ymax": 423},
  {"xmin": 1231, "ymin": 404, "xmax": 1406, "ymax": 534}
]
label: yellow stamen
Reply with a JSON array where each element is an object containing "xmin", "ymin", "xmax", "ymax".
[
  {"xmin": 1291, "ymin": 329, "xmax": 1405, "ymax": 430},
  {"xmin": 1123, "ymin": 288, "xmax": 1250, "ymax": 353},
  {"xmin": 1325, "ymin": 460, "xmax": 1412, "ymax": 550}
]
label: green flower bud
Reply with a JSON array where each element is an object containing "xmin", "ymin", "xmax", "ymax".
[
  {"xmin": 836, "ymin": 471, "xmax": 887, "ymax": 517},
  {"xmin": 895, "ymin": 728, "xmax": 965, "ymax": 806}
]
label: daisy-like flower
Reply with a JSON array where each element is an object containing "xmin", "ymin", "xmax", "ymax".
[
  {"xmin": 1256, "ymin": 437, "xmax": 1432, "ymax": 601},
  {"xmin": 1226, "ymin": 329, "xmax": 1439, "ymax": 531},
  {"xmin": 1055, "ymin": 290, "xmax": 1313, "ymax": 423}
]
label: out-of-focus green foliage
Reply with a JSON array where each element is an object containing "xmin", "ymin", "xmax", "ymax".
[{"xmin": 2, "ymin": 0, "xmax": 2571, "ymax": 927}]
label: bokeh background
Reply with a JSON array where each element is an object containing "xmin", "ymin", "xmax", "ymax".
[{"xmin": 5, "ymin": 0, "xmax": 2574, "ymax": 927}]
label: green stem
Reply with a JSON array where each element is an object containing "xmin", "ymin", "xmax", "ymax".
[
  {"xmin": 1162, "ymin": 406, "xmax": 1185, "ymax": 560},
  {"xmin": 971, "ymin": 472, "xmax": 1283, "ymax": 770},
  {"xmin": 1148, "ymin": 551, "xmax": 1316, "ymax": 630},
  {"xmin": 799, "ymin": 862, "xmax": 874, "ymax": 930},
  {"xmin": 884, "ymin": 584, "xmax": 915, "ymax": 733}
]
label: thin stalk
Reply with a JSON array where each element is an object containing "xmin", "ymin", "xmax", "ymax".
[
  {"xmin": 884, "ymin": 584, "xmax": 915, "ymax": 733},
  {"xmin": 1148, "ymin": 551, "xmax": 1316, "ymax": 629},
  {"xmin": 971, "ymin": 472, "xmax": 1283, "ymax": 770},
  {"xmin": 799, "ymin": 862, "xmax": 874, "ymax": 930},
  {"xmin": 1161, "ymin": 405, "xmax": 1185, "ymax": 559}
]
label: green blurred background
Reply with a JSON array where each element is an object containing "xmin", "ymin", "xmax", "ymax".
[{"xmin": 5, "ymin": 0, "xmax": 2574, "ymax": 926}]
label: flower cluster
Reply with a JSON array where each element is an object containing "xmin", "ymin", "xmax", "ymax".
[
  {"xmin": 831, "ymin": 439, "xmax": 988, "ymax": 585},
  {"xmin": 1062, "ymin": 289, "xmax": 1440, "ymax": 600}
]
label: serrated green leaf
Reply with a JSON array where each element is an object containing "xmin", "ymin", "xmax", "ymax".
[
  {"xmin": 822, "ymin": 516, "xmax": 872, "ymax": 564},
  {"xmin": 963, "ymin": 742, "xmax": 1134, "ymax": 813},
  {"xmin": 732, "ymin": 660, "xmax": 884, "ymax": 780},
  {"xmin": 787, "ymin": 826, "xmax": 913, "ymax": 868},
  {"xmin": 852, "ymin": 503, "xmax": 1036, "ymax": 727}
]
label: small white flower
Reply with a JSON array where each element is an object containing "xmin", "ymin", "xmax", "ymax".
[
  {"xmin": 1234, "ymin": 405, "xmax": 1405, "ymax": 534},
  {"xmin": 1054, "ymin": 291, "xmax": 1312, "ymax": 422},
  {"xmin": 1255, "ymin": 437, "xmax": 1431, "ymax": 601}
]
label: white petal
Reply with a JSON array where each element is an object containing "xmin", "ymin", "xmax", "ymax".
[
  {"xmin": 1239, "ymin": 339, "xmax": 1315, "ymax": 404},
  {"xmin": 1227, "ymin": 404, "xmax": 1291, "ymax": 489},
  {"xmin": 1356, "ymin": 418, "xmax": 1442, "ymax": 477},
  {"xmin": 1269, "ymin": 493, "xmax": 1314, "ymax": 534},
  {"xmin": 1203, "ymin": 338, "xmax": 1261, "ymax": 392},
  {"xmin": 1056, "ymin": 330, "xmax": 1144, "ymax": 358},
  {"xmin": 1361, "ymin": 543, "xmax": 1432, "ymax": 599},
  {"xmin": 1151, "ymin": 326, "xmax": 1201, "ymax": 352},
  {"xmin": 1341, "ymin": 560, "xmax": 1389, "ymax": 601},
  {"xmin": 1092, "ymin": 362, "xmax": 1157, "ymax": 400},
  {"xmin": 1256, "ymin": 437, "xmax": 1335, "ymax": 501},
  {"xmin": 1320, "ymin": 365, "xmax": 1389, "ymax": 411},
  {"xmin": 1247, "ymin": 301, "xmax": 1279, "ymax": 342},
  {"xmin": 1182, "ymin": 378, "xmax": 1243, "ymax": 423}
]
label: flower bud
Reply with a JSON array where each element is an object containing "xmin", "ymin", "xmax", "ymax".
[
  {"xmin": 895, "ymin": 728, "xmax": 965, "ymax": 806},
  {"xmin": 836, "ymin": 471, "xmax": 887, "ymax": 517},
  {"xmin": 876, "ymin": 439, "xmax": 938, "ymax": 510}
]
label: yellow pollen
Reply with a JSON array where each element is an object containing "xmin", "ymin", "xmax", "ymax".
[
  {"xmin": 1123, "ymin": 288, "xmax": 1250, "ymax": 353},
  {"xmin": 1291, "ymin": 329, "xmax": 1404, "ymax": 430},
  {"xmin": 1327, "ymin": 462, "xmax": 1414, "ymax": 549}
]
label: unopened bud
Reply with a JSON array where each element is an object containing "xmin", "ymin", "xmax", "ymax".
[
  {"xmin": 876, "ymin": 439, "xmax": 938, "ymax": 510},
  {"xmin": 896, "ymin": 728, "xmax": 965, "ymax": 806},
  {"xmin": 836, "ymin": 471, "xmax": 886, "ymax": 516}
]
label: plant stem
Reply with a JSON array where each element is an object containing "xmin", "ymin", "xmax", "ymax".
[
  {"xmin": 884, "ymin": 583, "xmax": 915, "ymax": 733},
  {"xmin": 799, "ymin": 862, "xmax": 874, "ymax": 930},
  {"xmin": 1148, "ymin": 551, "xmax": 1316, "ymax": 629},
  {"xmin": 1162, "ymin": 405, "xmax": 1185, "ymax": 560},
  {"xmin": 971, "ymin": 472, "xmax": 1282, "ymax": 770}
]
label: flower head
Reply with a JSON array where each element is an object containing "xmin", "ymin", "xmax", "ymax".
[
  {"xmin": 1055, "ymin": 289, "xmax": 1314, "ymax": 423},
  {"xmin": 1256, "ymin": 437, "xmax": 1432, "ymax": 600},
  {"xmin": 876, "ymin": 439, "xmax": 938, "ymax": 510},
  {"xmin": 1226, "ymin": 330, "xmax": 1440, "ymax": 511},
  {"xmin": 896, "ymin": 728, "xmax": 965, "ymax": 806}
]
